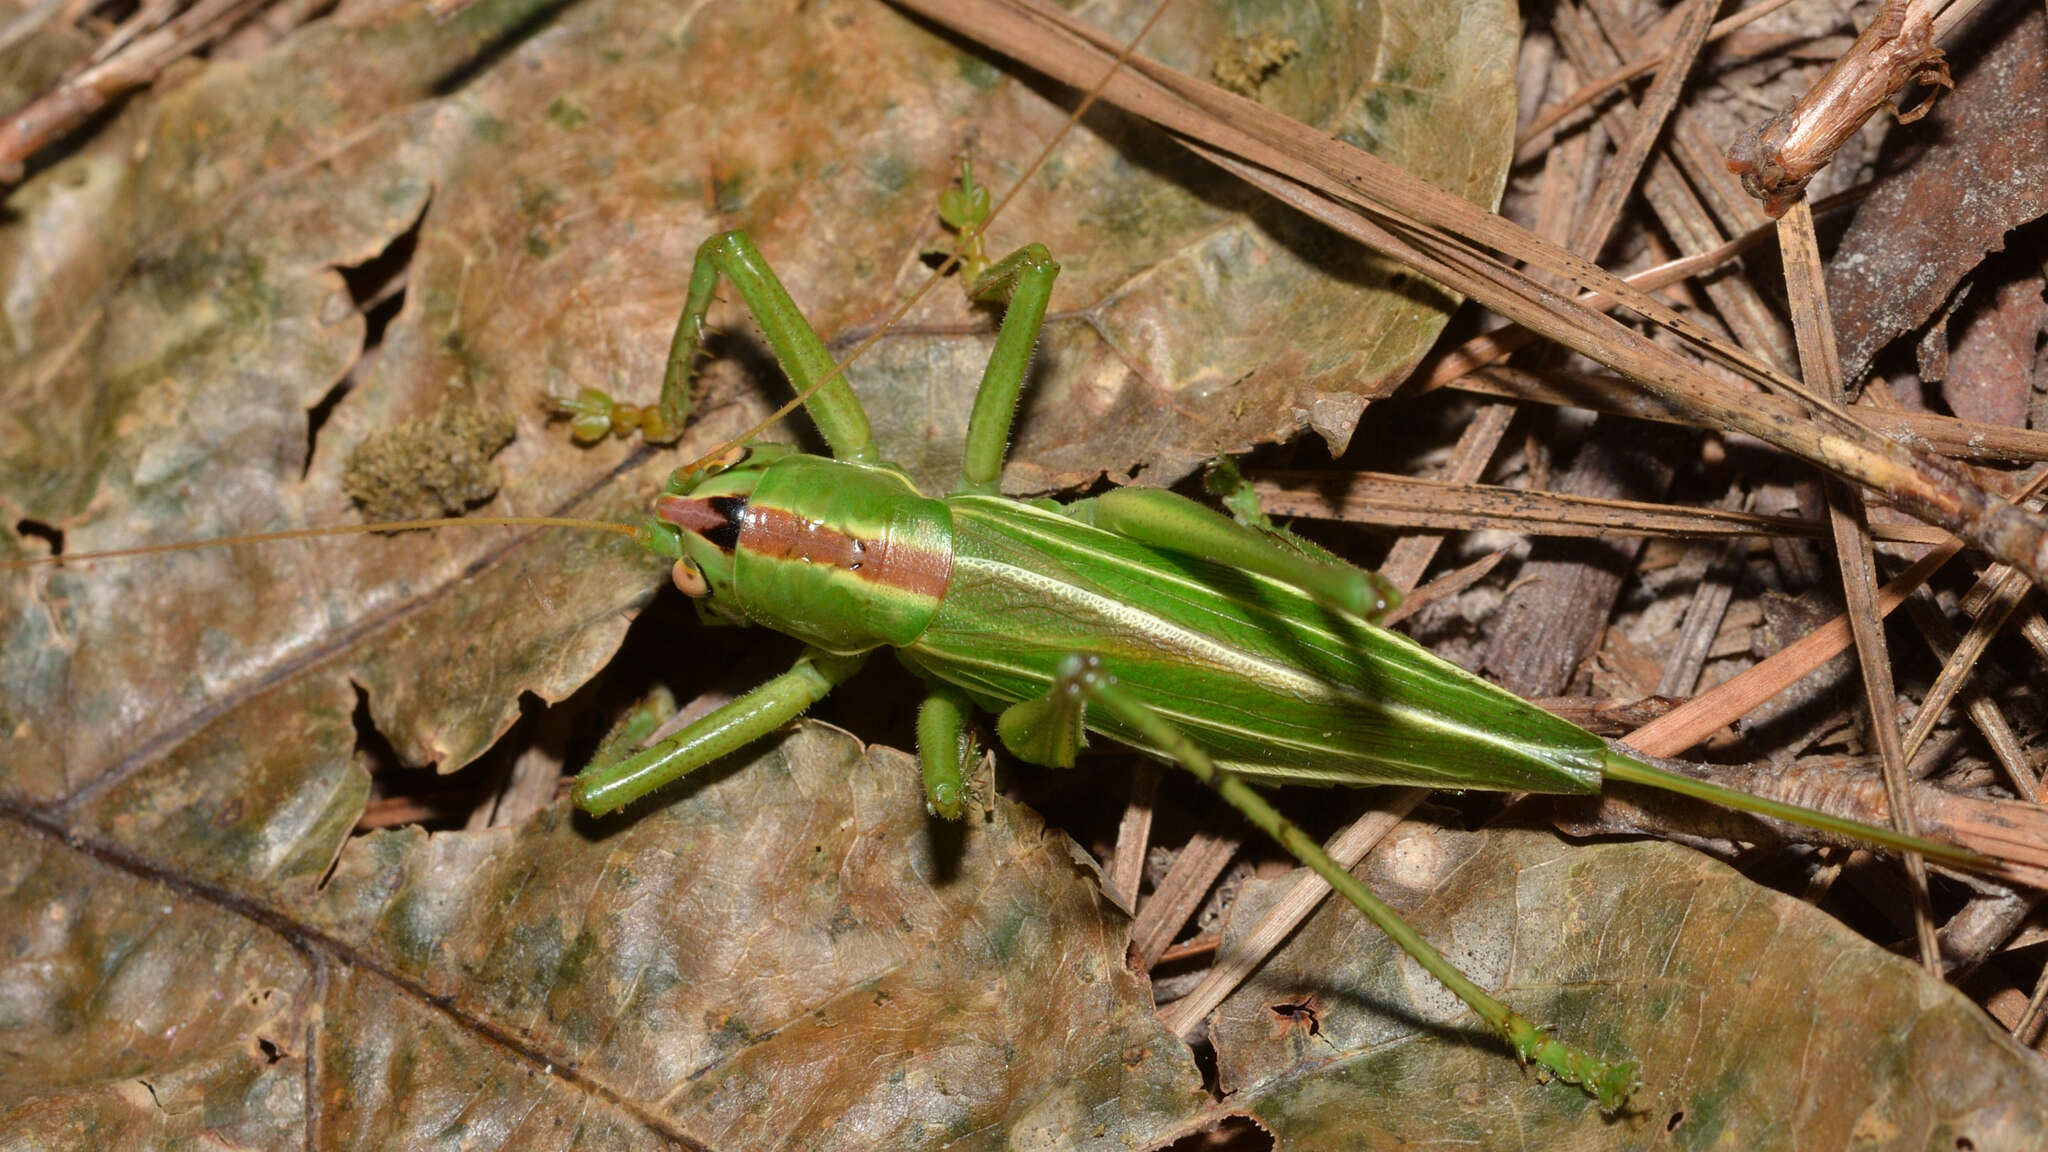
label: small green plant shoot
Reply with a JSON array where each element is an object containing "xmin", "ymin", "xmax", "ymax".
[{"xmin": 534, "ymin": 193, "xmax": 1987, "ymax": 1109}]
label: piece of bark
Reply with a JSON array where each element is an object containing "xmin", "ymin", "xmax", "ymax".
[
  {"xmin": 1827, "ymin": 8, "xmax": 2048, "ymax": 382},
  {"xmin": 1481, "ymin": 421, "xmax": 1689, "ymax": 696}
]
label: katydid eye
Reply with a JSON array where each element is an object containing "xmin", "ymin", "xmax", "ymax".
[{"xmin": 672, "ymin": 557, "xmax": 710, "ymax": 598}]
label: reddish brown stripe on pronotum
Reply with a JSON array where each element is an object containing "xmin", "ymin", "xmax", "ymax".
[{"xmin": 736, "ymin": 502, "xmax": 951, "ymax": 600}]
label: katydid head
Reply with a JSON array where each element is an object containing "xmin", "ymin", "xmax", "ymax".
[
  {"xmin": 648, "ymin": 447, "xmax": 951, "ymax": 655},
  {"xmin": 649, "ymin": 442, "xmax": 797, "ymax": 624}
]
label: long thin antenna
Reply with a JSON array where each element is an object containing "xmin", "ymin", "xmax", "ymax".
[
  {"xmin": 678, "ymin": 0, "xmax": 1179, "ymax": 475},
  {"xmin": 2, "ymin": 515, "xmax": 643, "ymax": 570}
]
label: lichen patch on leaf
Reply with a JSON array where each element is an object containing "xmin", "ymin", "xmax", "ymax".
[{"xmin": 342, "ymin": 402, "xmax": 517, "ymax": 523}]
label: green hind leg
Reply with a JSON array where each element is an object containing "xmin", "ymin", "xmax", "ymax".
[
  {"xmin": 1075, "ymin": 486, "xmax": 1399, "ymax": 621},
  {"xmin": 1005, "ymin": 653, "xmax": 1640, "ymax": 1112}
]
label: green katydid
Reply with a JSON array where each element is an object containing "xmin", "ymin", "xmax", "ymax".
[{"xmin": 535, "ymin": 219, "xmax": 1989, "ymax": 1111}]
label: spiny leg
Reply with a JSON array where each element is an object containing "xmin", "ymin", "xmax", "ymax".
[
  {"xmin": 552, "ymin": 232, "xmax": 879, "ymax": 464},
  {"xmin": 1025, "ymin": 653, "xmax": 1641, "ymax": 1112},
  {"xmin": 574, "ymin": 648, "xmax": 868, "ymax": 815},
  {"xmin": 952, "ymin": 244, "xmax": 1060, "ymax": 497}
]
